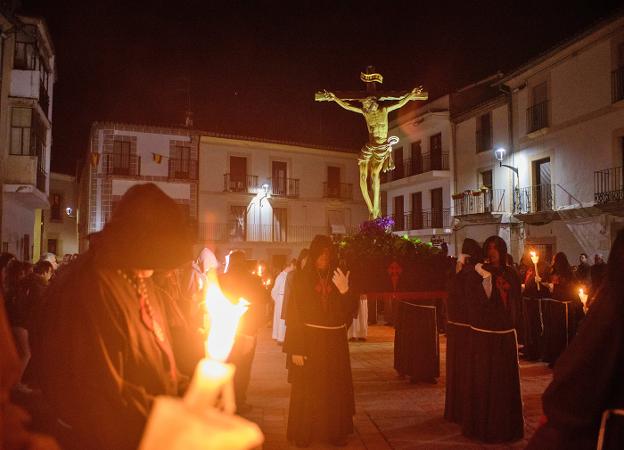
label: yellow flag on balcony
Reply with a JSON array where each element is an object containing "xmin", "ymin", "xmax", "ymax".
[
  {"xmin": 152, "ymin": 153, "xmax": 163, "ymax": 164},
  {"xmin": 90, "ymin": 151, "xmax": 100, "ymax": 167}
]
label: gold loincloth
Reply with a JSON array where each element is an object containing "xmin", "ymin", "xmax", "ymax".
[{"xmin": 358, "ymin": 142, "xmax": 395, "ymax": 173}]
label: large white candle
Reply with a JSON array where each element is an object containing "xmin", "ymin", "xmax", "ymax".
[
  {"xmin": 184, "ymin": 277, "xmax": 249, "ymax": 414},
  {"xmin": 578, "ymin": 288, "xmax": 589, "ymax": 313}
]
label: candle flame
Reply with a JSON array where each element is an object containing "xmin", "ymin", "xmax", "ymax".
[
  {"xmin": 203, "ymin": 280, "xmax": 249, "ymax": 362},
  {"xmin": 530, "ymin": 251, "xmax": 536, "ymax": 258}
]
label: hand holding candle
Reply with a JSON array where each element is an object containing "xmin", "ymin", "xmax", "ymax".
[
  {"xmin": 186, "ymin": 280, "xmax": 249, "ymax": 415},
  {"xmin": 578, "ymin": 287, "xmax": 589, "ymax": 312}
]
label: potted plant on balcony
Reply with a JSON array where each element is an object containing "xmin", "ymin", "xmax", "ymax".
[
  {"xmin": 471, "ymin": 190, "xmax": 482, "ymax": 196},
  {"xmin": 452, "ymin": 192, "xmax": 464, "ymax": 200}
]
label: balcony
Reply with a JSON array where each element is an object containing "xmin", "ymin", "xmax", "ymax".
[
  {"xmin": 392, "ymin": 209, "xmax": 451, "ymax": 232},
  {"xmin": 223, "ymin": 174, "xmax": 258, "ymax": 194},
  {"xmin": 198, "ymin": 223, "xmax": 357, "ymax": 243},
  {"xmin": 270, "ymin": 177, "xmax": 300, "ymax": 198},
  {"xmin": 594, "ymin": 166, "xmax": 624, "ymax": 204},
  {"xmin": 453, "ymin": 189, "xmax": 505, "ymax": 216},
  {"xmin": 513, "ymin": 184, "xmax": 555, "ymax": 214},
  {"xmin": 612, "ymin": 67, "xmax": 624, "ymax": 103},
  {"xmin": 323, "ymin": 182, "xmax": 353, "ymax": 200},
  {"xmin": 381, "ymin": 152, "xmax": 449, "ymax": 183},
  {"xmin": 104, "ymin": 153, "xmax": 141, "ymax": 177},
  {"xmin": 526, "ymin": 101, "xmax": 549, "ymax": 134},
  {"xmin": 168, "ymin": 158, "xmax": 198, "ymax": 180},
  {"xmin": 3, "ymin": 155, "xmax": 49, "ymax": 208}
]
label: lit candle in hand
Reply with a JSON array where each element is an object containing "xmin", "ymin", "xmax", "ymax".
[
  {"xmin": 578, "ymin": 288, "xmax": 589, "ymax": 312},
  {"xmin": 530, "ymin": 251, "xmax": 540, "ymax": 278},
  {"xmin": 185, "ymin": 279, "xmax": 249, "ymax": 414}
]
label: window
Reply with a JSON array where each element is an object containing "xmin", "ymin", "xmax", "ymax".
[
  {"xmin": 272, "ymin": 207, "xmax": 287, "ymax": 242},
  {"xmin": 480, "ymin": 169, "xmax": 493, "ymax": 190},
  {"xmin": 410, "ymin": 141, "xmax": 422, "ymax": 174},
  {"xmin": 230, "ymin": 205, "xmax": 247, "ymax": 241},
  {"xmin": 394, "ymin": 147, "xmax": 404, "ymax": 178},
  {"xmin": 272, "ymin": 161, "xmax": 288, "ymax": 195},
  {"xmin": 228, "ymin": 156, "xmax": 247, "ymax": 191},
  {"xmin": 50, "ymin": 193, "xmax": 62, "ymax": 221},
  {"xmin": 476, "ymin": 112, "xmax": 492, "ymax": 153},
  {"xmin": 528, "ymin": 82, "xmax": 549, "ymax": 132},
  {"xmin": 393, "ymin": 195, "xmax": 404, "ymax": 231},
  {"xmin": 47, "ymin": 239, "xmax": 57, "ymax": 255},
  {"xmin": 411, "ymin": 192, "xmax": 423, "ymax": 230},
  {"xmin": 431, "ymin": 188, "xmax": 443, "ymax": 228},
  {"xmin": 430, "ymin": 133, "xmax": 443, "ymax": 170},
  {"xmin": 112, "ymin": 140, "xmax": 131, "ymax": 175},
  {"xmin": 326, "ymin": 166, "xmax": 341, "ymax": 197},
  {"xmin": 170, "ymin": 145, "xmax": 191, "ymax": 178},
  {"xmin": 533, "ymin": 158, "xmax": 552, "ymax": 212},
  {"xmin": 14, "ymin": 40, "xmax": 36, "ymax": 70},
  {"xmin": 10, "ymin": 108, "xmax": 32, "ymax": 155},
  {"xmin": 613, "ymin": 42, "xmax": 624, "ymax": 103}
]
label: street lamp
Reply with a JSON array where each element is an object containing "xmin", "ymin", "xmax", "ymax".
[{"xmin": 494, "ymin": 147, "xmax": 518, "ymax": 176}]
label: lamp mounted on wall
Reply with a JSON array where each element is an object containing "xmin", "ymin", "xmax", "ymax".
[{"xmin": 494, "ymin": 147, "xmax": 518, "ymax": 176}]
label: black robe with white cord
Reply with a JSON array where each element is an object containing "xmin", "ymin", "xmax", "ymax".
[{"xmin": 283, "ymin": 267, "xmax": 358, "ymax": 444}]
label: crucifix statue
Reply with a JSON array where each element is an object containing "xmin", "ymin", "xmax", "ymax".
[{"xmin": 316, "ymin": 67, "xmax": 428, "ymax": 218}]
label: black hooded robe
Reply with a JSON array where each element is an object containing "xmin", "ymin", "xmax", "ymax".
[
  {"xmin": 283, "ymin": 268, "xmax": 358, "ymax": 445},
  {"xmin": 34, "ymin": 254, "xmax": 183, "ymax": 450}
]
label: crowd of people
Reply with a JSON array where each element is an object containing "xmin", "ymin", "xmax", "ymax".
[
  {"xmin": 0, "ymin": 183, "xmax": 361, "ymax": 449},
  {"xmin": 446, "ymin": 235, "xmax": 624, "ymax": 448},
  {"xmin": 1, "ymin": 182, "xmax": 623, "ymax": 450}
]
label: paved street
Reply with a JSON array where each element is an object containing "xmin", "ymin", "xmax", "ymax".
[{"xmin": 243, "ymin": 325, "xmax": 552, "ymax": 450}]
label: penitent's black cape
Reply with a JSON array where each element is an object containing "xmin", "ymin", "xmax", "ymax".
[
  {"xmin": 527, "ymin": 285, "xmax": 624, "ymax": 449},
  {"xmin": 32, "ymin": 183, "xmax": 195, "ymax": 450},
  {"xmin": 283, "ymin": 264, "xmax": 358, "ymax": 445}
]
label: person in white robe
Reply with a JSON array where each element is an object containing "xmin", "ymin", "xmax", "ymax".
[
  {"xmin": 348, "ymin": 295, "xmax": 368, "ymax": 341},
  {"xmin": 271, "ymin": 260, "xmax": 295, "ymax": 343}
]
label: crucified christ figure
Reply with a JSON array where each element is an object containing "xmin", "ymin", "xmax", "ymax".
[{"xmin": 317, "ymin": 86, "xmax": 427, "ymax": 218}]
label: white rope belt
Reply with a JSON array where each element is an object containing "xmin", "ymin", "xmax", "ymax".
[
  {"xmin": 447, "ymin": 320, "xmax": 470, "ymax": 327},
  {"xmin": 305, "ymin": 323, "xmax": 346, "ymax": 330},
  {"xmin": 470, "ymin": 326, "xmax": 517, "ymax": 335}
]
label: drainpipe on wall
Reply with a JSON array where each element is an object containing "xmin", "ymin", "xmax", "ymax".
[
  {"xmin": 450, "ymin": 118, "xmax": 459, "ymax": 255},
  {"xmin": 499, "ymin": 83, "xmax": 519, "ymax": 258}
]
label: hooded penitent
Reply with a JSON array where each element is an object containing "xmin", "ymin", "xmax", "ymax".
[{"xmin": 92, "ymin": 183, "xmax": 194, "ymax": 270}]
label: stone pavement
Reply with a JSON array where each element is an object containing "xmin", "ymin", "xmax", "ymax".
[{"xmin": 243, "ymin": 325, "xmax": 552, "ymax": 450}]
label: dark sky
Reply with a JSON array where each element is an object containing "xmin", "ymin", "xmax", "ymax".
[{"xmin": 19, "ymin": 0, "xmax": 623, "ymax": 174}]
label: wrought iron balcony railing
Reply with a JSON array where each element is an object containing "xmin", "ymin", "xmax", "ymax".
[
  {"xmin": 526, "ymin": 100, "xmax": 549, "ymax": 133},
  {"xmin": 270, "ymin": 177, "xmax": 300, "ymax": 198},
  {"xmin": 381, "ymin": 152, "xmax": 450, "ymax": 183},
  {"xmin": 594, "ymin": 166, "xmax": 624, "ymax": 204},
  {"xmin": 612, "ymin": 66, "xmax": 624, "ymax": 103},
  {"xmin": 168, "ymin": 158, "xmax": 198, "ymax": 180},
  {"xmin": 198, "ymin": 223, "xmax": 358, "ymax": 243},
  {"xmin": 323, "ymin": 182, "xmax": 353, "ymax": 200},
  {"xmin": 104, "ymin": 153, "xmax": 141, "ymax": 177},
  {"xmin": 513, "ymin": 184, "xmax": 555, "ymax": 214},
  {"xmin": 392, "ymin": 209, "xmax": 451, "ymax": 231},
  {"xmin": 453, "ymin": 189, "xmax": 505, "ymax": 216},
  {"xmin": 223, "ymin": 173, "xmax": 258, "ymax": 193}
]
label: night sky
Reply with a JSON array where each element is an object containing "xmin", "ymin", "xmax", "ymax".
[{"xmin": 19, "ymin": 0, "xmax": 623, "ymax": 174}]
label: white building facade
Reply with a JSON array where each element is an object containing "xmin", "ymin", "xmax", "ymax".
[
  {"xmin": 78, "ymin": 122, "xmax": 199, "ymax": 251},
  {"xmin": 197, "ymin": 134, "xmax": 368, "ymax": 268},
  {"xmin": 0, "ymin": 12, "xmax": 55, "ymax": 261},
  {"xmin": 381, "ymin": 95, "xmax": 454, "ymax": 252},
  {"xmin": 43, "ymin": 172, "xmax": 78, "ymax": 256},
  {"xmin": 453, "ymin": 14, "xmax": 624, "ymax": 262}
]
